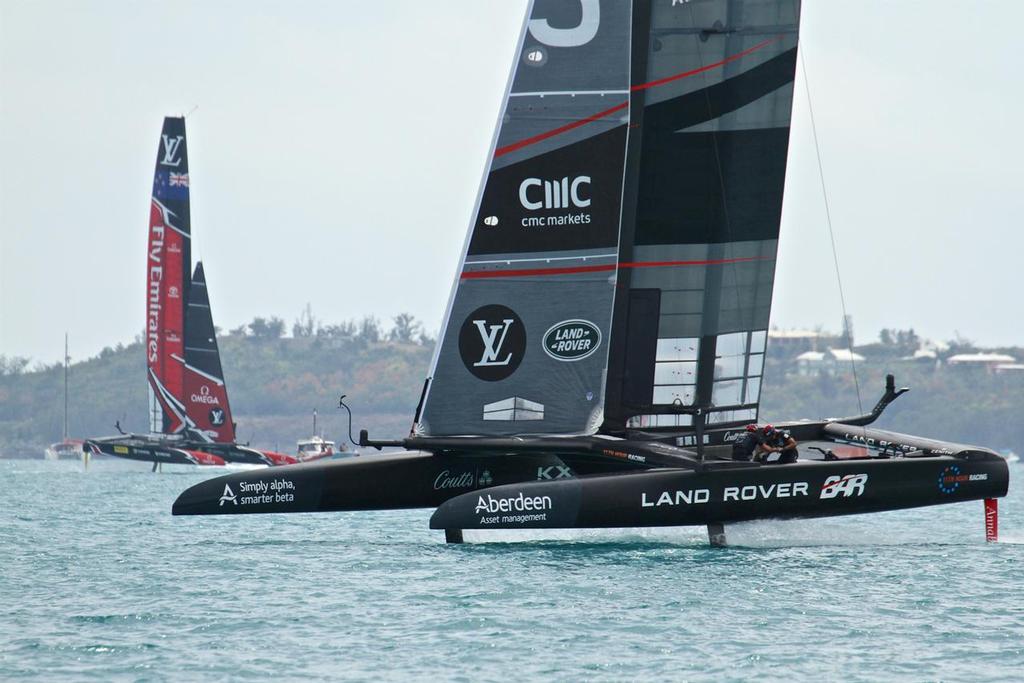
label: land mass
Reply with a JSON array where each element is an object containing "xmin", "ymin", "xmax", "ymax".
[{"xmin": 1, "ymin": 318, "xmax": 1021, "ymax": 458}]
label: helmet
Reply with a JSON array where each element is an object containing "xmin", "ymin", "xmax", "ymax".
[
  {"xmin": 745, "ymin": 424, "xmax": 757, "ymax": 432},
  {"xmin": 762, "ymin": 424, "xmax": 776, "ymax": 435}
]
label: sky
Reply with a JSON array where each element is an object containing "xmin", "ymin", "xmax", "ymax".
[{"xmin": 2, "ymin": 0, "xmax": 1023, "ymax": 366}]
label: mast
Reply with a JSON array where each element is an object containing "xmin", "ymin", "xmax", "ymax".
[{"xmin": 63, "ymin": 332, "xmax": 69, "ymax": 441}]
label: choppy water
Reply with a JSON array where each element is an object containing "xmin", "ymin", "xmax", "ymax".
[{"xmin": 3, "ymin": 458, "xmax": 1022, "ymax": 681}]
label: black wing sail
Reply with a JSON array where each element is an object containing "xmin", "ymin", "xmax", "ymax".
[
  {"xmin": 604, "ymin": 0, "xmax": 801, "ymax": 434},
  {"xmin": 181, "ymin": 262, "xmax": 236, "ymax": 443},
  {"xmin": 416, "ymin": 1, "xmax": 633, "ymax": 437}
]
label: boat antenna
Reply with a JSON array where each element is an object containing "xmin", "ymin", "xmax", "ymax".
[
  {"xmin": 337, "ymin": 395, "xmax": 358, "ymax": 447},
  {"xmin": 115, "ymin": 420, "xmax": 126, "ymax": 435},
  {"xmin": 799, "ymin": 47, "xmax": 864, "ymax": 418},
  {"xmin": 63, "ymin": 332, "xmax": 69, "ymax": 441}
]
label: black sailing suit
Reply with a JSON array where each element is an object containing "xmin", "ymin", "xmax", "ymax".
[
  {"xmin": 763, "ymin": 430, "xmax": 799, "ymax": 464},
  {"xmin": 731, "ymin": 432, "xmax": 761, "ymax": 461}
]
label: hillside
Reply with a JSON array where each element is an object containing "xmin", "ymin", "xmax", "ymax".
[
  {"xmin": 0, "ymin": 318, "xmax": 432, "ymax": 456},
  {"xmin": 2, "ymin": 320, "xmax": 1022, "ymax": 457}
]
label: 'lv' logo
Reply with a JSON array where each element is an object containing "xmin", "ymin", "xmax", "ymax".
[
  {"xmin": 473, "ymin": 319, "xmax": 515, "ymax": 367},
  {"xmin": 161, "ymin": 134, "xmax": 184, "ymax": 167}
]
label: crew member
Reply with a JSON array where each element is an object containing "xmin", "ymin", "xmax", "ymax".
[
  {"xmin": 731, "ymin": 424, "xmax": 761, "ymax": 461},
  {"xmin": 757, "ymin": 425, "xmax": 799, "ymax": 464}
]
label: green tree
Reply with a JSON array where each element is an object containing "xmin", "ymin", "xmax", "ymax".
[
  {"xmin": 390, "ymin": 313, "xmax": 420, "ymax": 344},
  {"xmin": 292, "ymin": 303, "xmax": 317, "ymax": 338},
  {"xmin": 358, "ymin": 316, "xmax": 381, "ymax": 344},
  {"xmin": 249, "ymin": 317, "xmax": 285, "ymax": 339}
]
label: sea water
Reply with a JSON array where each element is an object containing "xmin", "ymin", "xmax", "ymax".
[{"xmin": 2, "ymin": 459, "xmax": 1022, "ymax": 681}]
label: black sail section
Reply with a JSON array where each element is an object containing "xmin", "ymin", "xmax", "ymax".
[
  {"xmin": 182, "ymin": 262, "xmax": 236, "ymax": 443},
  {"xmin": 418, "ymin": 0, "xmax": 632, "ymax": 437},
  {"xmin": 184, "ymin": 263, "xmax": 223, "ymax": 379},
  {"xmin": 604, "ymin": 0, "xmax": 801, "ymax": 434}
]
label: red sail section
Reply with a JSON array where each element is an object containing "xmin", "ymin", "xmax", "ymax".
[
  {"xmin": 147, "ymin": 198, "xmax": 189, "ymax": 433},
  {"xmin": 183, "ymin": 366, "xmax": 234, "ymax": 442},
  {"xmin": 147, "ymin": 116, "xmax": 192, "ymax": 434}
]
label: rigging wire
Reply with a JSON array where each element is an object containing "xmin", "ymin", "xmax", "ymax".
[{"xmin": 798, "ymin": 47, "xmax": 864, "ymax": 418}]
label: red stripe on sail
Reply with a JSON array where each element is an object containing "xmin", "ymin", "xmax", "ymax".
[
  {"xmin": 493, "ymin": 37, "xmax": 782, "ymax": 158},
  {"xmin": 494, "ymin": 102, "xmax": 628, "ymax": 158},
  {"xmin": 630, "ymin": 36, "xmax": 782, "ymax": 92},
  {"xmin": 462, "ymin": 263, "xmax": 616, "ymax": 279},
  {"xmin": 460, "ymin": 256, "xmax": 771, "ymax": 280}
]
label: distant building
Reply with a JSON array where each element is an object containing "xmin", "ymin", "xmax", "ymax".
[
  {"xmin": 795, "ymin": 348, "xmax": 866, "ymax": 376},
  {"xmin": 946, "ymin": 353, "xmax": 1017, "ymax": 374},
  {"xmin": 947, "ymin": 352, "xmax": 1016, "ymax": 366},
  {"xmin": 768, "ymin": 328, "xmax": 841, "ymax": 358},
  {"xmin": 897, "ymin": 348, "xmax": 940, "ymax": 370},
  {"xmin": 993, "ymin": 363, "xmax": 1024, "ymax": 375}
]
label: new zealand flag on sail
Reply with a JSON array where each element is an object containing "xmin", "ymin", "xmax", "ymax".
[{"xmin": 154, "ymin": 170, "xmax": 190, "ymax": 201}]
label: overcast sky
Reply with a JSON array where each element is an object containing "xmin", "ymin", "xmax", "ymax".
[{"xmin": 2, "ymin": 0, "xmax": 1022, "ymax": 366}]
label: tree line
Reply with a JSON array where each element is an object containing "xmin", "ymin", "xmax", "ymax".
[{"xmin": 1, "ymin": 318, "xmax": 1021, "ymax": 457}]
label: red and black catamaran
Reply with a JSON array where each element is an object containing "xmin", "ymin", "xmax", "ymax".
[
  {"xmin": 172, "ymin": 1, "xmax": 1007, "ymax": 542},
  {"xmin": 85, "ymin": 117, "xmax": 296, "ymax": 469}
]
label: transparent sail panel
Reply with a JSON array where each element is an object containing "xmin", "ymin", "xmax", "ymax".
[
  {"xmin": 711, "ymin": 329, "xmax": 766, "ymax": 411},
  {"xmin": 652, "ymin": 337, "xmax": 699, "ymax": 408},
  {"xmin": 708, "ymin": 409, "xmax": 757, "ymax": 425},
  {"xmin": 627, "ymin": 413, "xmax": 694, "ymax": 429},
  {"xmin": 634, "ymin": 327, "xmax": 767, "ymax": 427}
]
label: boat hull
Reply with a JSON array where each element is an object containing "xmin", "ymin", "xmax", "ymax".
[
  {"xmin": 194, "ymin": 443, "xmax": 297, "ymax": 466},
  {"xmin": 85, "ymin": 438, "xmax": 225, "ymax": 466},
  {"xmin": 172, "ymin": 450, "xmax": 600, "ymax": 515},
  {"xmin": 429, "ymin": 455, "xmax": 1009, "ymax": 531}
]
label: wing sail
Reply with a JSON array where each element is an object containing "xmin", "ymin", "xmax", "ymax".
[
  {"xmin": 181, "ymin": 262, "xmax": 236, "ymax": 443},
  {"xmin": 417, "ymin": 0, "xmax": 801, "ymax": 439},
  {"xmin": 147, "ymin": 117, "xmax": 192, "ymax": 435},
  {"xmin": 604, "ymin": 0, "xmax": 801, "ymax": 433},
  {"xmin": 417, "ymin": 0, "xmax": 633, "ymax": 437}
]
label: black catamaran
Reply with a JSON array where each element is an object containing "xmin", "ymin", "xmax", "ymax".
[
  {"xmin": 85, "ymin": 117, "xmax": 297, "ymax": 469},
  {"xmin": 173, "ymin": 1, "xmax": 1008, "ymax": 543}
]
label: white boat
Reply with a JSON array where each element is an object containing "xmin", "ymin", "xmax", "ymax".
[
  {"xmin": 296, "ymin": 435, "xmax": 336, "ymax": 462},
  {"xmin": 296, "ymin": 410, "xmax": 358, "ymax": 462},
  {"xmin": 296, "ymin": 435, "xmax": 359, "ymax": 462},
  {"xmin": 44, "ymin": 439, "xmax": 84, "ymax": 461}
]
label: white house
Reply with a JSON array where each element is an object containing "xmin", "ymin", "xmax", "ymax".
[
  {"xmin": 795, "ymin": 348, "xmax": 865, "ymax": 376},
  {"xmin": 947, "ymin": 353, "xmax": 1016, "ymax": 371}
]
